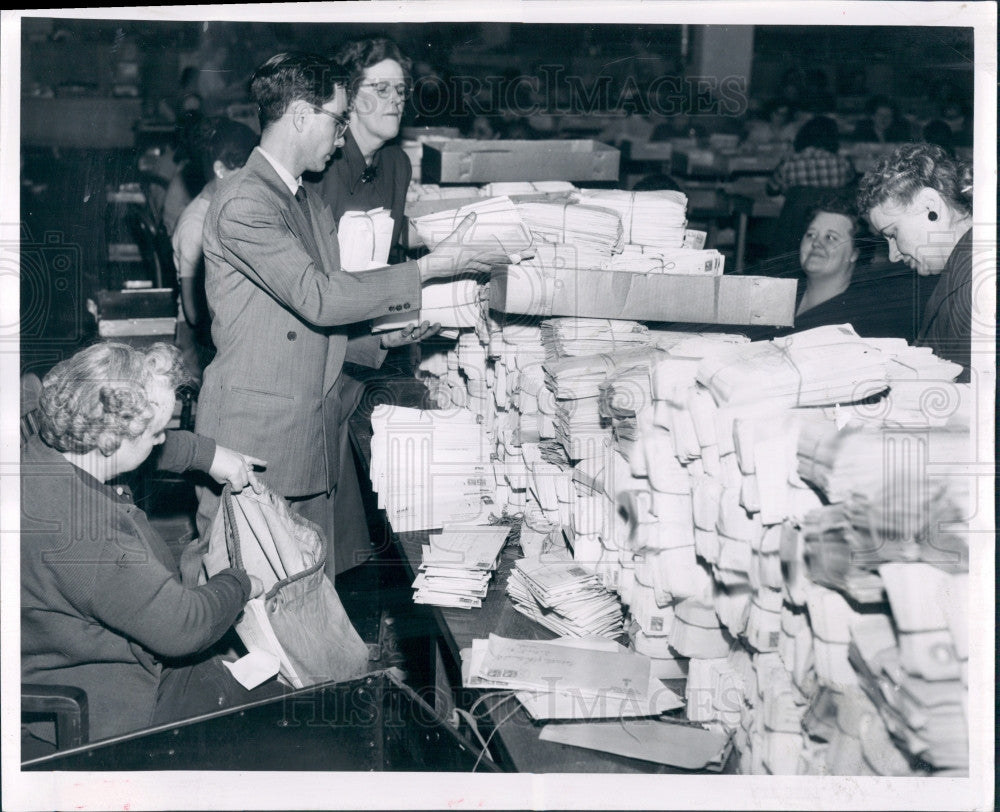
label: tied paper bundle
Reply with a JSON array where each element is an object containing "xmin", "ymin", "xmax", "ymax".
[
  {"xmin": 412, "ymin": 524, "xmax": 511, "ymax": 609},
  {"xmin": 482, "ymin": 180, "xmax": 577, "ymax": 197},
  {"xmin": 507, "ymin": 557, "xmax": 626, "ymax": 638},
  {"xmin": 606, "ymin": 245, "xmax": 725, "ymax": 276},
  {"xmin": 369, "ymin": 405, "xmax": 496, "ymax": 531},
  {"xmin": 411, "ymin": 195, "xmax": 532, "ymax": 253},
  {"xmin": 574, "ymin": 188, "xmax": 687, "ymax": 250},
  {"xmin": 516, "ymin": 200, "xmax": 624, "ymax": 258},
  {"xmin": 697, "ymin": 325, "xmax": 894, "ymax": 409},
  {"xmin": 512, "ymin": 240, "xmax": 610, "ymax": 272},
  {"xmin": 373, "ymin": 278, "xmax": 481, "ymax": 338},
  {"xmin": 406, "ymin": 182, "xmax": 482, "ymax": 202},
  {"xmin": 337, "ymin": 207, "xmax": 394, "ymax": 271},
  {"xmin": 461, "ymin": 635, "xmax": 682, "ymax": 721},
  {"xmin": 795, "ymin": 412, "xmax": 971, "ymax": 567},
  {"xmin": 540, "ymin": 317, "xmax": 651, "ymax": 359},
  {"xmin": 849, "ymin": 607, "xmax": 968, "ymax": 773}
]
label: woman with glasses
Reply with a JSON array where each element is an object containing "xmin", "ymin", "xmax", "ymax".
[{"xmin": 312, "ymin": 36, "xmax": 414, "ymax": 263}]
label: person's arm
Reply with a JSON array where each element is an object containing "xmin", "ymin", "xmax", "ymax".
[
  {"xmin": 156, "ymin": 430, "xmax": 265, "ymax": 493},
  {"xmin": 766, "ymin": 161, "xmax": 787, "ymax": 196},
  {"xmin": 88, "ymin": 535, "xmax": 253, "ymax": 658},
  {"xmin": 217, "ymin": 193, "xmax": 423, "ymax": 327}
]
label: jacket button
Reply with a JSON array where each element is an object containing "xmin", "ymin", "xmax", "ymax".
[
  {"xmin": 403, "ymin": 302, "xmax": 410, "ymax": 310},
  {"xmin": 287, "ymin": 331, "xmax": 297, "ymax": 341}
]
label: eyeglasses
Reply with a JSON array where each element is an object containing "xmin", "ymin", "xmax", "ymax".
[
  {"xmin": 309, "ymin": 105, "xmax": 350, "ymax": 137},
  {"xmin": 360, "ymin": 81, "xmax": 413, "ymax": 100}
]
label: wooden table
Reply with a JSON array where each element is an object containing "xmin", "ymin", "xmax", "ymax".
[{"xmin": 350, "ymin": 378, "xmax": 736, "ymax": 774}]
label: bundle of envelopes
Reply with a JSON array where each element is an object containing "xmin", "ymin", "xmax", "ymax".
[
  {"xmin": 606, "ymin": 244, "xmax": 725, "ymax": 276},
  {"xmin": 411, "ymin": 195, "xmax": 533, "ymax": 253},
  {"xmin": 462, "ymin": 634, "xmax": 683, "ymax": 721},
  {"xmin": 338, "ymin": 207, "xmax": 395, "ymax": 271},
  {"xmin": 573, "ymin": 188, "xmax": 687, "ymax": 250},
  {"xmin": 412, "ymin": 524, "xmax": 511, "ymax": 609},
  {"xmin": 516, "ymin": 199, "xmax": 624, "ymax": 259},
  {"xmin": 506, "ymin": 557, "xmax": 625, "ymax": 638},
  {"xmin": 372, "ymin": 278, "xmax": 482, "ymax": 339},
  {"xmin": 369, "ymin": 405, "xmax": 496, "ymax": 532},
  {"xmin": 539, "ymin": 317, "xmax": 651, "ymax": 359}
]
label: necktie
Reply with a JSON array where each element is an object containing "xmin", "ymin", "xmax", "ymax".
[{"xmin": 295, "ymin": 185, "xmax": 309, "ymax": 214}]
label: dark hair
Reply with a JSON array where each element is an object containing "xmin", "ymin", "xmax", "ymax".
[
  {"xmin": 760, "ymin": 98, "xmax": 792, "ymax": 120},
  {"xmin": 250, "ymin": 52, "xmax": 348, "ymax": 130},
  {"xmin": 922, "ymin": 119, "xmax": 956, "ymax": 157},
  {"xmin": 335, "ymin": 36, "xmax": 412, "ymax": 101},
  {"xmin": 196, "ymin": 117, "xmax": 259, "ymax": 180},
  {"xmin": 793, "ymin": 115, "xmax": 840, "ymax": 154},
  {"xmin": 856, "ymin": 141, "xmax": 973, "ymax": 217},
  {"xmin": 802, "ymin": 191, "xmax": 875, "ymax": 266}
]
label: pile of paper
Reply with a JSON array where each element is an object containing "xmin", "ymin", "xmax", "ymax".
[
  {"xmin": 406, "ymin": 182, "xmax": 482, "ymax": 202},
  {"xmin": 539, "ymin": 317, "xmax": 651, "ymax": 358},
  {"xmin": 369, "ymin": 405, "xmax": 496, "ymax": 532},
  {"xmin": 338, "ymin": 207, "xmax": 394, "ymax": 271},
  {"xmin": 412, "ymin": 524, "xmax": 511, "ymax": 609},
  {"xmin": 482, "ymin": 180, "xmax": 576, "ymax": 197},
  {"xmin": 411, "ymin": 195, "xmax": 532, "ymax": 253},
  {"xmin": 516, "ymin": 200, "xmax": 624, "ymax": 259},
  {"xmin": 573, "ymin": 188, "xmax": 687, "ymax": 250},
  {"xmin": 463, "ymin": 634, "xmax": 682, "ymax": 721},
  {"xmin": 506, "ymin": 557, "xmax": 625, "ymax": 638}
]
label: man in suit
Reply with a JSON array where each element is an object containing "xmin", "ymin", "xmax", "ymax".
[{"xmin": 194, "ymin": 52, "xmax": 506, "ymax": 565}]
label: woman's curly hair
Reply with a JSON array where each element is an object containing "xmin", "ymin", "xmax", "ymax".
[
  {"xmin": 857, "ymin": 141, "xmax": 973, "ymax": 218},
  {"xmin": 39, "ymin": 341, "xmax": 188, "ymax": 456}
]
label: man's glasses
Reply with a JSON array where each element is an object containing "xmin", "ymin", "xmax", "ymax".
[
  {"xmin": 310, "ymin": 105, "xmax": 350, "ymax": 137},
  {"xmin": 360, "ymin": 81, "xmax": 413, "ymax": 100}
]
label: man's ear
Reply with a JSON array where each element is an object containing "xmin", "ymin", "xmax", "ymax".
[
  {"xmin": 290, "ymin": 99, "xmax": 310, "ymax": 132},
  {"xmin": 213, "ymin": 159, "xmax": 226, "ymax": 180}
]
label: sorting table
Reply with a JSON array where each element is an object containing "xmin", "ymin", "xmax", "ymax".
[{"xmin": 350, "ymin": 377, "xmax": 736, "ymax": 774}]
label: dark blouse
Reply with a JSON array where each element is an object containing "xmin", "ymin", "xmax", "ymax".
[
  {"xmin": 744, "ymin": 262, "xmax": 933, "ymax": 344},
  {"xmin": 310, "ymin": 129, "xmax": 412, "ymax": 261},
  {"xmin": 916, "ymin": 228, "xmax": 973, "ymax": 382}
]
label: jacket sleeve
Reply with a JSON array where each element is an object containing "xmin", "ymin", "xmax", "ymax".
[{"xmin": 216, "ymin": 194, "xmax": 422, "ymax": 328}]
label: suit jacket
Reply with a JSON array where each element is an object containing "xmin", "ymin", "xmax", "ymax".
[{"xmin": 197, "ymin": 148, "xmax": 422, "ymax": 496}]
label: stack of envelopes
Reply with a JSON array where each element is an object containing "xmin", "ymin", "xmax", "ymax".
[
  {"xmin": 412, "ymin": 524, "xmax": 511, "ymax": 609},
  {"xmin": 506, "ymin": 557, "xmax": 625, "ymax": 638}
]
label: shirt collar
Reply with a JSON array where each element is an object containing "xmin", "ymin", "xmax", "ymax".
[{"xmin": 256, "ymin": 146, "xmax": 301, "ymax": 196}]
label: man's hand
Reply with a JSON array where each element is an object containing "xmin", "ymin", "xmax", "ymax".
[
  {"xmin": 209, "ymin": 445, "xmax": 267, "ymax": 494},
  {"xmin": 416, "ymin": 212, "xmax": 514, "ymax": 282},
  {"xmin": 380, "ymin": 320, "xmax": 441, "ymax": 348}
]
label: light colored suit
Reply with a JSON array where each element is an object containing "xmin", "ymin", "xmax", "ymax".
[{"xmin": 196, "ymin": 148, "xmax": 421, "ymax": 498}]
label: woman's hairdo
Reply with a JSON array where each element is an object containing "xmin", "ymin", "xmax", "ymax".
[
  {"xmin": 335, "ymin": 36, "xmax": 412, "ymax": 100},
  {"xmin": 856, "ymin": 141, "xmax": 973, "ymax": 217},
  {"xmin": 250, "ymin": 52, "xmax": 349, "ymax": 131},
  {"xmin": 38, "ymin": 341, "xmax": 188, "ymax": 456}
]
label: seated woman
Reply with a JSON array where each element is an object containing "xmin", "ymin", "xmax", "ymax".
[
  {"xmin": 850, "ymin": 95, "xmax": 912, "ymax": 143},
  {"xmin": 748, "ymin": 193, "xmax": 927, "ymax": 343},
  {"xmin": 21, "ymin": 341, "xmax": 278, "ymax": 754},
  {"xmin": 742, "ymin": 99, "xmax": 798, "ymax": 147}
]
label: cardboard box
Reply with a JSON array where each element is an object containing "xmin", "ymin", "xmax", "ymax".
[
  {"xmin": 421, "ymin": 139, "xmax": 620, "ymax": 184},
  {"xmin": 490, "ymin": 265, "xmax": 796, "ymax": 327}
]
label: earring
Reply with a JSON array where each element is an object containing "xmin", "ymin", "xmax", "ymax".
[{"xmin": 928, "ymin": 211, "xmax": 939, "ymax": 221}]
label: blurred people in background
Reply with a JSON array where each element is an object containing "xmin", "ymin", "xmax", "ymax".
[
  {"xmin": 743, "ymin": 99, "xmax": 799, "ymax": 147},
  {"xmin": 171, "ymin": 117, "xmax": 259, "ymax": 386},
  {"xmin": 939, "ymin": 98, "xmax": 973, "ymax": 147},
  {"xmin": 851, "ymin": 94, "xmax": 912, "ymax": 143},
  {"xmin": 766, "ymin": 115, "xmax": 855, "ymax": 195},
  {"xmin": 921, "ymin": 119, "xmax": 956, "ymax": 157}
]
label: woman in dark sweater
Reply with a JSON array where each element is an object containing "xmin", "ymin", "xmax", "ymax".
[{"xmin": 21, "ymin": 341, "xmax": 277, "ymax": 753}]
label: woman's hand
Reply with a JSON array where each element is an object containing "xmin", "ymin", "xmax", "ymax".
[
  {"xmin": 380, "ymin": 321, "xmax": 441, "ymax": 348},
  {"xmin": 416, "ymin": 213, "xmax": 514, "ymax": 281},
  {"xmin": 247, "ymin": 574, "xmax": 265, "ymax": 599},
  {"xmin": 209, "ymin": 445, "xmax": 267, "ymax": 493}
]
